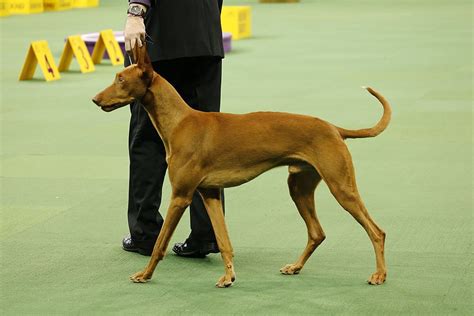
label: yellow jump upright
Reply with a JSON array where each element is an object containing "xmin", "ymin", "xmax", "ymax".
[
  {"xmin": 58, "ymin": 35, "xmax": 95, "ymax": 73},
  {"xmin": 0, "ymin": 0, "xmax": 10, "ymax": 17},
  {"xmin": 221, "ymin": 6, "xmax": 251, "ymax": 40},
  {"xmin": 19, "ymin": 40, "xmax": 61, "ymax": 82},
  {"xmin": 73, "ymin": 0, "xmax": 99, "ymax": 8},
  {"xmin": 43, "ymin": 0, "xmax": 72, "ymax": 11},
  {"xmin": 91, "ymin": 29, "xmax": 124, "ymax": 66},
  {"xmin": 8, "ymin": 0, "xmax": 43, "ymax": 15}
]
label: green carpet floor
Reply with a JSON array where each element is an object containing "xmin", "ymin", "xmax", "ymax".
[{"xmin": 1, "ymin": 0, "xmax": 472, "ymax": 314}]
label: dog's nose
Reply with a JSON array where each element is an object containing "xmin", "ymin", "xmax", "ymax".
[{"xmin": 92, "ymin": 97, "xmax": 100, "ymax": 106}]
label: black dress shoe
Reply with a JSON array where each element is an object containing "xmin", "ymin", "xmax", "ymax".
[
  {"xmin": 122, "ymin": 236, "xmax": 153, "ymax": 256},
  {"xmin": 172, "ymin": 238, "xmax": 219, "ymax": 258}
]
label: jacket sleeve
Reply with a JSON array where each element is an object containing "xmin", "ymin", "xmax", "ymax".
[{"xmin": 129, "ymin": 0, "xmax": 151, "ymax": 7}]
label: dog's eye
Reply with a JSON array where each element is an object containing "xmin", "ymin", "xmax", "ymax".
[{"xmin": 118, "ymin": 76, "xmax": 125, "ymax": 83}]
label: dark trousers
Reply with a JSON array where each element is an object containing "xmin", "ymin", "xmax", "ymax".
[{"xmin": 127, "ymin": 56, "xmax": 224, "ymax": 250}]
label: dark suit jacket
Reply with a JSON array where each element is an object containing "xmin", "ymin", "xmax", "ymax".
[{"xmin": 144, "ymin": 0, "xmax": 224, "ymax": 61}]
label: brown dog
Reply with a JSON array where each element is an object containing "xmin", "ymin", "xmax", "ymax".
[{"xmin": 93, "ymin": 45, "xmax": 390, "ymax": 287}]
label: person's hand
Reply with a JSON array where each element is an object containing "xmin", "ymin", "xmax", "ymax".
[{"xmin": 124, "ymin": 15, "xmax": 145, "ymax": 58}]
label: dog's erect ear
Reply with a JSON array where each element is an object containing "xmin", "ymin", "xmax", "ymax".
[
  {"xmin": 131, "ymin": 42, "xmax": 139, "ymax": 64},
  {"xmin": 135, "ymin": 43, "xmax": 153, "ymax": 80}
]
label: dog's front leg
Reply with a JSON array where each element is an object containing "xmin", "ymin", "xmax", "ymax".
[
  {"xmin": 198, "ymin": 188, "xmax": 235, "ymax": 288},
  {"xmin": 130, "ymin": 193, "xmax": 191, "ymax": 283}
]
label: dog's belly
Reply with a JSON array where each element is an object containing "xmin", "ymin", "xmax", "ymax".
[{"xmin": 199, "ymin": 162, "xmax": 279, "ymax": 188}]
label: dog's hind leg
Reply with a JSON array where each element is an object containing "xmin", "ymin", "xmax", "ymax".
[
  {"xmin": 316, "ymin": 142, "xmax": 387, "ymax": 285},
  {"xmin": 198, "ymin": 188, "xmax": 236, "ymax": 288},
  {"xmin": 280, "ymin": 164, "xmax": 325, "ymax": 275},
  {"xmin": 130, "ymin": 191, "xmax": 192, "ymax": 283}
]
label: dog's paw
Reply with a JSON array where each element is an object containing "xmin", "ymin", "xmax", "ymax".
[
  {"xmin": 215, "ymin": 273, "xmax": 235, "ymax": 288},
  {"xmin": 367, "ymin": 271, "xmax": 386, "ymax": 285},
  {"xmin": 130, "ymin": 271, "xmax": 151, "ymax": 283},
  {"xmin": 280, "ymin": 263, "xmax": 302, "ymax": 275}
]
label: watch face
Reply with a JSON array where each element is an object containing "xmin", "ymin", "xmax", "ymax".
[{"xmin": 129, "ymin": 6, "xmax": 143, "ymax": 15}]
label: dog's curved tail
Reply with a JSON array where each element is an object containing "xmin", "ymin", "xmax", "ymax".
[{"xmin": 337, "ymin": 87, "xmax": 392, "ymax": 139}]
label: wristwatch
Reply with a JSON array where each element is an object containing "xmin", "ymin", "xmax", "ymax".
[{"xmin": 127, "ymin": 4, "xmax": 147, "ymax": 18}]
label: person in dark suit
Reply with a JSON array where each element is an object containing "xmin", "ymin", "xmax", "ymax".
[{"xmin": 122, "ymin": 0, "xmax": 225, "ymax": 257}]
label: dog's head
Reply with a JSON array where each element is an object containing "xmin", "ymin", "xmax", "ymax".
[{"xmin": 92, "ymin": 44, "xmax": 154, "ymax": 112}]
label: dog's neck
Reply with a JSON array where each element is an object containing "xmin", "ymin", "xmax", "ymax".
[{"xmin": 140, "ymin": 73, "xmax": 192, "ymax": 149}]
